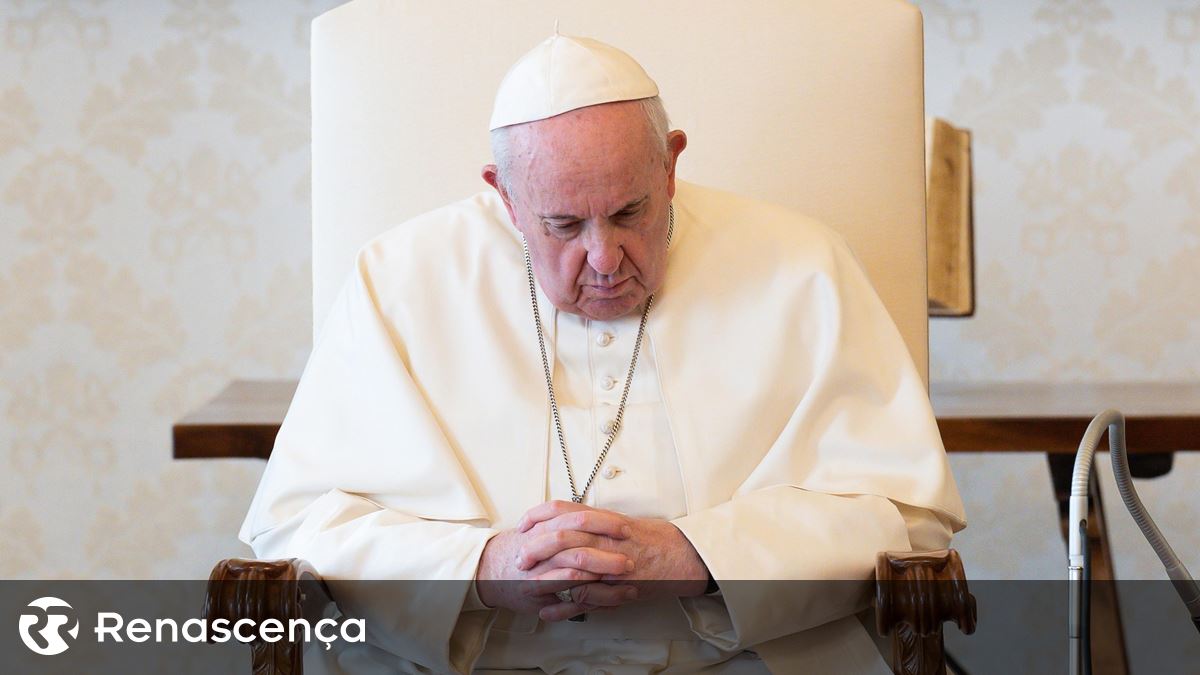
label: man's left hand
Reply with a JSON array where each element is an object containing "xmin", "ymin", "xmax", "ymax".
[{"xmin": 515, "ymin": 500, "xmax": 710, "ymax": 620}]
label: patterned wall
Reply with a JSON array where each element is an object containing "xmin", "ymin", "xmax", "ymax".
[
  {"xmin": 0, "ymin": 0, "xmax": 340, "ymax": 578},
  {"xmin": 1, "ymin": 1, "xmax": 1197, "ymax": 581},
  {"xmin": 919, "ymin": 0, "xmax": 1200, "ymax": 581},
  {"xmin": 924, "ymin": 0, "xmax": 1200, "ymax": 382}
]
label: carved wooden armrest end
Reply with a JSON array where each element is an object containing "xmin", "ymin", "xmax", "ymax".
[
  {"xmin": 204, "ymin": 558, "xmax": 327, "ymax": 675},
  {"xmin": 874, "ymin": 549, "xmax": 976, "ymax": 675}
]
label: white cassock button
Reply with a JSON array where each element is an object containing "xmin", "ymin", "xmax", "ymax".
[
  {"xmin": 600, "ymin": 419, "xmax": 615, "ymax": 435},
  {"xmin": 602, "ymin": 466, "xmax": 621, "ymax": 479},
  {"xmin": 596, "ymin": 332, "xmax": 614, "ymax": 347},
  {"xmin": 601, "ymin": 376, "xmax": 617, "ymax": 391}
]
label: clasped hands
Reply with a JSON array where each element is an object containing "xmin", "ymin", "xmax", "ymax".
[{"xmin": 475, "ymin": 500, "xmax": 709, "ymax": 621}]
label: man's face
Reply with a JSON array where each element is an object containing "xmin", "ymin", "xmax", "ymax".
[{"xmin": 484, "ymin": 101, "xmax": 687, "ymax": 321}]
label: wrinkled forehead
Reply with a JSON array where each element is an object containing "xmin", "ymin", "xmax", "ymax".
[{"xmin": 508, "ymin": 103, "xmax": 662, "ymax": 199}]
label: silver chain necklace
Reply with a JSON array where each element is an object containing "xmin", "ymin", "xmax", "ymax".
[{"xmin": 522, "ymin": 203, "xmax": 674, "ymax": 504}]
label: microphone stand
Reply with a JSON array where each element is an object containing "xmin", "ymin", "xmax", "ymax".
[{"xmin": 1068, "ymin": 410, "xmax": 1200, "ymax": 675}]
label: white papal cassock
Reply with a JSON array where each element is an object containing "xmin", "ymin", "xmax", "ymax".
[{"xmin": 239, "ymin": 180, "xmax": 967, "ymax": 674}]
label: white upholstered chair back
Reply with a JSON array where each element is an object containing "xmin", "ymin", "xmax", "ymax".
[{"xmin": 311, "ymin": 0, "xmax": 930, "ymax": 382}]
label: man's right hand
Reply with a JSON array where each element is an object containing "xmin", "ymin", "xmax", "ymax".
[{"xmin": 475, "ymin": 510, "xmax": 638, "ymax": 619}]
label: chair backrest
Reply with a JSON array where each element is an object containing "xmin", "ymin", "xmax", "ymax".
[{"xmin": 311, "ymin": 0, "xmax": 930, "ymax": 382}]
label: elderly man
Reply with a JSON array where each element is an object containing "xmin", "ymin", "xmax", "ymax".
[{"xmin": 241, "ymin": 34, "xmax": 964, "ymax": 674}]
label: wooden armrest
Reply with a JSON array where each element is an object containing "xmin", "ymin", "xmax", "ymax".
[
  {"xmin": 205, "ymin": 558, "xmax": 329, "ymax": 675},
  {"xmin": 874, "ymin": 549, "xmax": 976, "ymax": 675}
]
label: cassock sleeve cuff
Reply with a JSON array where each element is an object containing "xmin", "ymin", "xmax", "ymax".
[
  {"xmin": 462, "ymin": 579, "xmax": 491, "ymax": 612},
  {"xmin": 671, "ymin": 512, "xmax": 739, "ymax": 649},
  {"xmin": 462, "ymin": 529, "xmax": 503, "ymax": 613}
]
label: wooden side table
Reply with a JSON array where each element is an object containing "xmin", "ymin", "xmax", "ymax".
[
  {"xmin": 930, "ymin": 381, "xmax": 1200, "ymax": 675},
  {"xmin": 175, "ymin": 380, "xmax": 1200, "ymax": 459},
  {"xmin": 174, "ymin": 380, "xmax": 296, "ymax": 460}
]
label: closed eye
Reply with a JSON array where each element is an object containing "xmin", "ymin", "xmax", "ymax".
[
  {"xmin": 545, "ymin": 219, "xmax": 581, "ymax": 232},
  {"xmin": 612, "ymin": 197, "xmax": 647, "ymax": 221},
  {"xmin": 613, "ymin": 205, "xmax": 646, "ymax": 222}
]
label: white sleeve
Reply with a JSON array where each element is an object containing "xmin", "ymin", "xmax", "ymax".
[
  {"xmin": 672, "ymin": 487, "xmax": 917, "ymax": 650},
  {"xmin": 664, "ymin": 225, "xmax": 961, "ymax": 651},
  {"xmin": 239, "ymin": 251, "xmax": 501, "ymax": 674}
]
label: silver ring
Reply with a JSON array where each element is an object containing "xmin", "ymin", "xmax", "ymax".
[{"xmin": 554, "ymin": 589, "xmax": 573, "ymax": 603}]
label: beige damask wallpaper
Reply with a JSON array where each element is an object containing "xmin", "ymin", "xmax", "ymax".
[
  {"xmin": 919, "ymin": 0, "xmax": 1200, "ymax": 582},
  {"xmin": 0, "ymin": 0, "xmax": 340, "ymax": 578},
  {"xmin": 921, "ymin": 4, "xmax": 1200, "ymax": 667},
  {"xmin": 0, "ymin": 0, "xmax": 1197, "ymax": 584}
]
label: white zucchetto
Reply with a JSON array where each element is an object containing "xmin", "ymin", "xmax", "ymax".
[{"xmin": 489, "ymin": 33, "xmax": 660, "ymax": 131}]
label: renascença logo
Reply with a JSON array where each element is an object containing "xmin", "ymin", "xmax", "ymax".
[
  {"xmin": 19, "ymin": 597, "xmax": 80, "ymax": 655},
  {"xmin": 16, "ymin": 594, "xmax": 365, "ymax": 655}
]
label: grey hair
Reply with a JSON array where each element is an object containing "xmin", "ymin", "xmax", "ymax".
[{"xmin": 490, "ymin": 96, "xmax": 671, "ymax": 198}]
